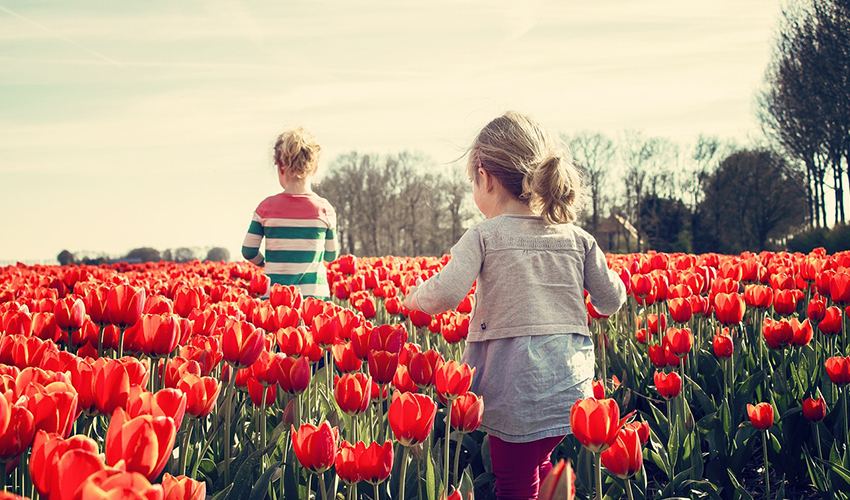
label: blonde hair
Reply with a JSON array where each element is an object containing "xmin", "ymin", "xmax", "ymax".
[
  {"xmin": 468, "ymin": 111, "xmax": 583, "ymax": 225},
  {"xmin": 273, "ymin": 127, "xmax": 321, "ymax": 179}
]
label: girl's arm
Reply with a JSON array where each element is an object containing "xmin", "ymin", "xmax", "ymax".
[
  {"xmin": 405, "ymin": 226, "xmax": 483, "ymax": 314},
  {"xmin": 323, "ymin": 206, "xmax": 339, "ymax": 263},
  {"xmin": 241, "ymin": 212, "xmax": 265, "ymax": 267},
  {"xmin": 583, "ymin": 237, "xmax": 627, "ymax": 316}
]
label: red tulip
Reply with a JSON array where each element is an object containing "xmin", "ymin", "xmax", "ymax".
[
  {"xmin": 538, "ymin": 459, "xmax": 575, "ymax": 500},
  {"xmin": 172, "ymin": 287, "xmax": 202, "ymax": 318},
  {"xmin": 630, "ymin": 274, "xmax": 653, "ymax": 297},
  {"xmin": 409, "ymin": 310, "xmax": 432, "ymax": 329},
  {"xmin": 29, "ymin": 430, "xmax": 101, "ymax": 499},
  {"xmin": 388, "ymin": 391, "xmax": 438, "ymax": 446},
  {"xmin": 747, "ymin": 402, "xmax": 774, "ymax": 430},
  {"xmin": 648, "ymin": 344, "xmax": 667, "ymax": 367},
  {"xmin": 435, "ymin": 360, "xmax": 474, "ymax": 401},
  {"xmin": 368, "ymin": 349, "xmax": 399, "ymax": 386},
  {"xmin": 334, "ymin": 441, "xmax": 362, "ymax": 484},
  {"xmin": 335, "ymin": 373, "xmax": 371, "ymax": 415},
  {"xmin": 592, "ymin": 380, "xmax": 605, "ymax": 399},
  {"xmin": 714, "ymin": 293, "xmax": 745, "ymax": 325},
  {"xmin": 744, "ymin": 285, "xmax": 773, "ymax": 309},
  {"xmin": 807, "ymin": 294, "xmax": 826, "ymax": 323},
  {"xmin": 105, "ymin": 284, "xmax": 145, "ymax": 328},
  {"xmin": 312, "ymin": 313, "xmax": 342, "ymax": 348},
  {"xmin": 358, "ymin": 440, "xmax": 394, "ymax": 484},
  {"xmin": 790, "ymin": 318, "xmax": 813, "ymax": 347},
  {"xmin": 773, "ymin": 289, "xmax": 798, "ymax": 316},
  {"xmin": 712, "ymin": 331, "xmax": 733, "ymax": 358},
  {"xmin": 830, "ymin": 271, "xmax": 850, "ymax": 305},
  {"xmin": 762, "ymin": 317, "xmax": 793, "ymax": 350},
  {"xmin": 392, "ymin": 364, "xmax": 419, "ymax": 394},
  {"xmin": 74, "ymin": 469, "xmax": 164, "ymax": 500},
  {"xmin": 270, "ymin": 284, "xmax": 303, "ymax": 309},
  {"xmin": 53, "ymin": 297, "xmax": 86, "ymax": 332},
  {"xmin": 247, "ymin": 377, "xmax": 277, "ymax": 407},
  {"xmin": 332, "ymin": 341, "xmax": 362, "ymax": 373},
  {"xmin": 825, "ymin": 356, "xmax": 850, "ymax": 385},
  {"xmin": 569, "ymin": 398, "xmax": 623, "ymax": 453},
  {"xmin": 0, "ymin": 403, "xmax": 35, "ymax": 463},
  {"xmin": 161, "ymin": 473, "xmax": 205, "ymax": 500},
  {"xmin": 802, "ymin": 397, "xmax": 827, "ymax": 422},
  {"xmin": 664, "ymin": 328, "xmax": 692, "ymax": 357},
  {"xmin": 819, "ymin": 307, "xmax": 843, "ymax": 335},
  {"xmin": 408, "ymin": 350, "xmax": 444, "ymax": 389},
  {"xmin": 105, "ymin": 407, "xmax": 177, "ymax": 480},
  {"xmin": 450, "ymin": 392, "xmax": 484, "ymax": 433},
  {"xmin": 249, "ymin": 273, "xmax": 271, "ymax": 297},
  {"xmin": 600, "ymin": 425, "xmax": 643, "ymax": 479},
  {"xmin": 668, "ymin": 297, "xmax": 692, "ymax": 323},
  {"xmin": 274, "ymin": 355, "xmax": 310, "ymax": 394},
  {"xmin": 83, "ymin": 285, "xmax": 110, "ymax": 326},
  {"xmin": 654, "ymin": 371, "xmax": 682, "ymax": 399},
  {"xmin": 178, "ymin": 374, "xmax": 221, "ymax": 418},
  {"xmin": 291, "ymin": 421, "xmax": 339, "ymax": 473},
  {"xmin": 221, "ymin": 318, "xmax": 264, "ymax": 368},
  {"xmin": 127, "ymin": 387, "xmax": 187, "ymax": 430}
]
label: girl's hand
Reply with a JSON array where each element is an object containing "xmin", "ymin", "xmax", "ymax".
[{"xmin": 403, "ymin": 278, "xmax": 424, "ymax": 311}]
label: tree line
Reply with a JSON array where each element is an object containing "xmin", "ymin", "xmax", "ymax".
[{"xmin": 56, "ymin": 247, "xmax": 231, "ymax": 266}]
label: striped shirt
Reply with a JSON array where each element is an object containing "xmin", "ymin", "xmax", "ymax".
[{"xmin": 241, "ymin": 192, "xmax": 338, "ymax": 299}]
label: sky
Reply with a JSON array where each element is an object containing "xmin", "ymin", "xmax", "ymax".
[{"xmin": 0, "ymin": 0, "xmax": 783, "ymax": 263}]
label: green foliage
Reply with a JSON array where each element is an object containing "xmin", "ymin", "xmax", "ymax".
[{"xmin": 788, "ymin": 223, "xmax": 850, "ymax": 254}]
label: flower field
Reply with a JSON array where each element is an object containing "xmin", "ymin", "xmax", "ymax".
[{"xmin": 0, "ymin": 249, "xmax": 849, "ymax": 500}]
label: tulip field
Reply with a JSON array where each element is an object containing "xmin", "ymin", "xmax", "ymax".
[{"xmin": 1, "ymin": 249, "xmax": 850, "ymax": 500}]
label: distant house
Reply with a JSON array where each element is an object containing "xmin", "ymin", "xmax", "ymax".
[{"xmin": 586, "ymin": 214, "xmax": 642, "ymax": 254}]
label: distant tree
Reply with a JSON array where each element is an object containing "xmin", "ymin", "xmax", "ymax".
[
  {"xmin": 125, "ymin": 247, "xmax": 161, "ymax": 263},
  {"xmin": 205, "ymin": 247, "xmax": 231, "ymax": 262},
  {"xmin": 57, "ymin": 250, "xmax": 76, "ymax": 266},
  {"xmin": 694, "ymin": 148, "xmax": 807, "ymax": 253},
  {"xmin": 566, "ymin": 131, "xmax": 616, "ymax": 234},
  {"xmin": 639, "ymin": 195, "xmax": 692, "ymax": 253},
  {"xmin": 162, "ymin": 249, "xmax": 174, "ymax": 262},
  {"xmin": 174, "ymin": 247, "xmax": 200, "ymax": 263}
]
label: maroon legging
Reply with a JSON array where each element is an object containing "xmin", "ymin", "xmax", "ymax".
[{"xmin": 489, "ymin": 435, "xmax": 566, "ymax": 500}]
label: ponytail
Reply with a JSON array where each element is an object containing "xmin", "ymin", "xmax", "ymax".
[
  {"xmin": 530, "ymin": 152, "xmax": 582, "ymax": 225},
  {"xmin": 274, "ymin": 127, "xmax": 321, "ymax": 179}
]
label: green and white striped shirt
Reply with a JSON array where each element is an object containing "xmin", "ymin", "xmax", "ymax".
[{"xmin": 241, "ymin": 192, "xmax": 338, "ymax": 298}]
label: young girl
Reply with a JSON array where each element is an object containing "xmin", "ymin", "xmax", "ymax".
[
  {"xmin": 404, "ymin": 112, "xmax": 626, "ymax": 500},
  {"xmin": 242, "ymin": 127, "xmax": 339, "ymax": 299}
]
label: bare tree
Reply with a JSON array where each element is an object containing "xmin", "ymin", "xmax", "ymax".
[{"xmin": 565, "ymin": 131, "xmax": 616, "ymax": 233}]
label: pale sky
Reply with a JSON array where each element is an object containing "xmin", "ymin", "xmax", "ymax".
[{"xmin": 0, "ymin": 0, "xmax": 782, "ymax": 263}]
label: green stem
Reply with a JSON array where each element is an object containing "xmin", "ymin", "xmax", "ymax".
[
  {"xmin": 626, "ymin": 479, "xmax": 635, "ymax": 500},
  {"xmin": 399, "ymin": 446, "xmax": 409, "ymax": 500},
  {"xmin": 261, "ymin": 388, "xmax": 268, "ymax": 469},
  {"xmin": 594, "ymin": 452, "xmax": 603, "ymax": 500},
  {"xmin": 117, "ymin": 326, "xmax": 126, "ymax": 358},
  {"xmin": 180, "ymin": 420, "xmax": 192, "ymax": 476},
  {"xmin": 814, "ymin": 422, "xmax": 823, "ymax": 462},
  {"xmin": 373, "ymin": 482, "xmax": 378, "ymax": 500},
  {"xmin": 453, "ymin": 431, "xmax": 463, "ymax": 487},
  {"xmin": 378, "ymin": 387, "xmax": 385, "ymax": 442},
  {"xmin": 763, "ymin": 431, "xmax": 770, "ymax": 500},
  {"xmin": 223, "ymin": 374, "xmax": 236, "ymax": 485},
  {"xmin": 444, "ymin": 403, "xmax": 452, "ymax": 495},
  {"xmin": 306, "ymin": 474, "xmax": 313, "ymax": 500},
  {"xmin": 844, "ymin": 388, "xmax": 849, "ymax": 453},
  {"xmin": 318, "ymin": 473, "xmax": 329, "ymax": 500},
  {"xmin": 97, "ymin": 324, "xmax": 104, "ymax": 359}
]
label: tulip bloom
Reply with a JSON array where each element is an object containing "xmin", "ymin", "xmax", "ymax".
[
  {"xmin": 600, "ymin": 425, "xmax": 643, "ymax": 479},
  {"xmin": 105, "ymin": 284, "xmax": 145, "ymax": 328},
  {"xmin": 221, "ymin": 319, "xmax": 264, "ymax": 369},
  {"xmin": 802, "ymin": 397, "xmax": 827, "ymax": 422},
  {"xmin": 790, "ymin": 318, "xmax": 813, "ymax": 347},
  {"xmin": 435, "ymin": 361, "xmax": 475, "ymax": 401},
  {"xmin": 450, "ymin": 392, "xmax": 484, "ymax": 433},
  {"xmin": 714, "ymin": 293, "xmax": 745, "ymax": 325},
  {"xmin": 773, "ymin": 289, "xmax": 798, "ymax": 316},
  {"xmin": 291, "ymin": 421, "xmax": 339, "ymax": 473},
  {"xmin": 388, "ymin": 391, "xmax": 438, "ymax": 447},
  {"xmin": 29, "ymin": 430, "xmax": 102, "ymax": 499},
  {"xmin": 161, "ymin": 473, "xmax": 205, "ymax": 500},
  {"xmin": 664, "ymin": 328, "xmax": 692, "ymax": 357},
  {"xmin": 276, "ymin": 355, "xmax": 311, "ymax": 394},
  {"xmin": 177, "ymin": 374, "xmax": 220, "ymax": 419},
  {"xmin": 538, "ymin": 459, "xmax": 575, "ymax": 500},
  {"xmin": 825, "ymin": 356, "xmax": 850, "ymax": 385},
  {"xmin": 368, "ymin": 349, "xmax": 399, "ymax": 386},
  {"xmin": 408, "ymin": 350, "xmax": 444, "ymax": 389},
  {"xmin": 713, "ymin": 331, "xmax": 733, "ymax": 358},
  {"xmin": 830, "ymin": 271, "xmax": 850, "ymax": 305},
  {"xmin": 653, "ymin": 371, "xmax": 682, "ymax": 399},
  {"xmin": 570, "ymin": 398, "xmax": 622, "ymax": 453},
  {"xmin": 75, "ymin": 469, "xmax": 164, "ymax": 500},
  {"xmin": 106, "ymin": 407, "xmax": 177, "ymax": 480},
  {"xmin": 53, "ymin": 297, "xmax": 86, "ymax": 332},
  {"xmin": 276, "ymin": 326, "xmax": 307, "ymax": 358},
  {"xmin": 335, "ymin": 373, "xmax": 371, "ymax": 416},
  {"xmin": 807, "ymin": 294, "xmax": 826, "ymax": 323},
  {"xmin": 332, "ymin": 341, "xmax": 362, "ymax": 373},
  {"xmin": 667, "ymin": 297, "xmax": 692, "ymax": 323},
  {"xmin": 647, "ymin": 344, "xmax": 667, "ymax": 368},
  {"xmin": 747, "ymin": 402, "xmax": 775, "ymax": 430},
  {"xmin": 592, "ymin": 380, "xmax": 605, "ymax": 399},
  {"xmin": 762, "ymin": 318, "xmax": 793, "ymax": 350},
  {"xmin": 819, "ymin": 307, "xmax": 843, "ymax": 336},
  {"xmin": 358, "ymin": 441, "xmax": 394, "ymax": 484},
  {"xmin": 312, "ymin": 313, "xmax": 342, "ymax": 348},
  {"xmin": 744, "ymin": 285, "xmax": 773, "ymax": 309},
  {"xmin": 334, "ymin": 441, "xmax": 363, "ymax": 484}
]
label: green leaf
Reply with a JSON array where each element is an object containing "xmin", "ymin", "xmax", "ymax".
[
  {"xmin": 211, "ymin": 485, "xmax": 233, "ymax": 500},
  {"xmin": 769, "ymin": 430, "xmax": 781, "ymax": 453},
  {"xmin": 726, "ymin": 468, "xmax": 754, "ymax": 500},
  {"xmin": 425, "ymin": 445, "xmax": 437, "ymax": 500},
  {"xmin": 668, "ymin": 410, "xmax": 680, "ymax": 473},
  {"xmin": 802, "ymin": 445, "xmax": 828, "ymax": 491},
  {"xmin": 227, "ymin": 447, "xmax": 265, "ymax": 500},
  {"xmin": 459, "ymin": 466, "xmax": 474, "ymax": 499},
  {"xmin": 685, "ymin": 374, "xmax": 716, "ymax": 415},
  {"xmin": 250, "ymin": 461, "xmax": 283, "ymax": 500},
  {"xmin": 815, "ymin": 457, "xmax": 850, "ymax": 486},
  {"xmin": 283, "ymin": 462, "xmax": 300, "ymax": 500}
]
